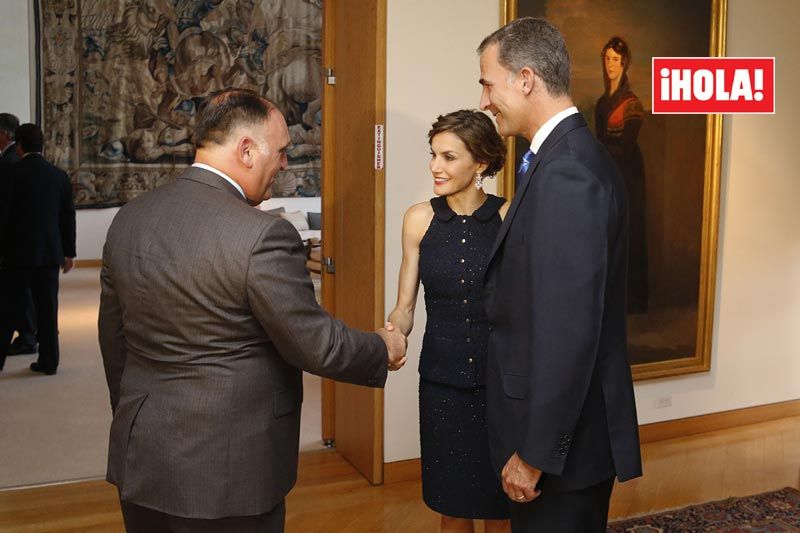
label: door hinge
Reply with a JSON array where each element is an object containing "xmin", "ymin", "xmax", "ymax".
[
  {"xmin": 325, "ymin": 68, "xmax": 336, "ymax": 85},
  {"xmin": 323, "ymin": 256, "xmax": 336, "ymax": 274}
]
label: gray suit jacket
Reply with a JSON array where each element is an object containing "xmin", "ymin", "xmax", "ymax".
[{"xmin": 98, "ymin": 167, "xmax": 387, "ymax": 519}]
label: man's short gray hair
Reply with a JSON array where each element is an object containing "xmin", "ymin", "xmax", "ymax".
[
  {"xmin": 0, "ymin": 113, "xmax": 20, "ymax": 138},
  {"xmin": 195, "ymin": 89, "xmax": 276, "ymax": 148},
  {"xmin": 478, "ymin": 17, "xmax": 571, "ymax": 98}
]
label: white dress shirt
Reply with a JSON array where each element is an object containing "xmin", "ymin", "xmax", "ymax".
[
  {"xmin": 191, "ymin": 162, "xmax": 246, "ymax": 200},
  {"xmin": 529, "ymin": 106, "xmax": 579, "ymax": 154}
]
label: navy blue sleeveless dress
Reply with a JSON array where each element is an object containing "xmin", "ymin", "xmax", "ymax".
[{"xmin": 418, "ymin": 194, "xmax": 508, "ymax": 520}]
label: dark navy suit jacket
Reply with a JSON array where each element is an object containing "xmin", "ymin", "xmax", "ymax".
[
  {"xmin": 0, "ymin": 144, "xmax": 21, "ymax": 249},
  {"xmin": 483, "ymin": 113, "xmax": 642, "ymax": 492},
  {"xmin": 0, "ymin": 153, "xmax": 75, "ymax": 267}
]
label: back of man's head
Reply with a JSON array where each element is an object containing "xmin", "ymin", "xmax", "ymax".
[
  {"xmin": 15, "ymin": 123, "xmax": 45, "ymax": 154},
  {"xmin": 0, "ymin": 113, "xmax": 20, "ymax": 141},
  {"xmin": 478, "ymin": 17, "xmax": 571, "ymax": 98},
  {"xmin": 195, "ymin": 89, "xmax": 275, "ymax": 148}
]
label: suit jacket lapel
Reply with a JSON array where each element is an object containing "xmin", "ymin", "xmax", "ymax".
[
  {"xmin": 487, "ymin": 113, "xmax": 588, "ymax": 264},
  {"xmin": 487, "ymin": 157, "xmax": 540, "ymax": 261}
]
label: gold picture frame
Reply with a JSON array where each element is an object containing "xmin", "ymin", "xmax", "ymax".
[{"xmin": 499, "ymin": 0, "xmax": 726, "ymax": 380}]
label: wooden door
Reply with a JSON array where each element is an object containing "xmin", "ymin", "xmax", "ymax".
[{"xmin": 320, "ymin": 0, "xmax": 387, "ymax": 484}]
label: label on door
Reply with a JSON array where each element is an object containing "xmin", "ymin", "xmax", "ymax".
[{"xmin": 374, "ymin": 124, "xmax": 384, "ymax": 170}]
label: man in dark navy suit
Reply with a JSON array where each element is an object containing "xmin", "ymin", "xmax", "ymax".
[
  {"xmin": 477, "ymin": 18, "xmax": 642, "ymax": 531},
  {"xmin": 0, "ymin": 123, "xmax": 76, "ymax": 374},
  {"xmin": 0, "ymin": 113, "xmax": 38, "ymax": 356}
]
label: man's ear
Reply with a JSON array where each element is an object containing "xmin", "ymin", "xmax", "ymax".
[
  {"xmin": 519, "ymin": 67, "xmax": 536, "ymax": 96},
  {"xmin": 238, "ymin": 136, "xmax": 256, "ymax": 168}
]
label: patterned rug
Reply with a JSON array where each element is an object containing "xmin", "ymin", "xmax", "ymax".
[{"xmin": 608, "ymin": 487, "xmax": 800, "ymax": 532}]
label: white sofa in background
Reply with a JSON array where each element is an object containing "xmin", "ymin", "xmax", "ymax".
[{"xmin": 258, "ymin": 197, "xmax": 322, "ymax": 242}]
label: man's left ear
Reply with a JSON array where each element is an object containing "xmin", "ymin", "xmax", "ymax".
[
  {"xmin": 520, "ymin": 67, "xmax": 536, "ymax": 96},
  {"xmin": 239, "ymin": 137, "xmax": 256, "ymax": 168}
]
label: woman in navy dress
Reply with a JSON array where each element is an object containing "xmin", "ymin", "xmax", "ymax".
[{"xmin": 388, "ymin": 110, "xmax": 510, "ymax": 532}]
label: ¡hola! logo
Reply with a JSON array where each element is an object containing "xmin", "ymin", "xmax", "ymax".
[{"xmin": 652, "ymin": 57, "xmax": 775, "ymax": 114}]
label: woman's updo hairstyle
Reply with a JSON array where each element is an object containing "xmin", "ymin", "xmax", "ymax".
[{"xmin": 427, "ymin": 110, "xmax": 505, "ymax": 177}]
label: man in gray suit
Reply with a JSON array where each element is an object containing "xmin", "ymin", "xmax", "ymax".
[{"xmin": 98, "ymin": 89, "xmax": 407, "ymax": 532}]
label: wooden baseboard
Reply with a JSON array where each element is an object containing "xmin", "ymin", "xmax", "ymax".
[
  {"xmin": 639, "ymin": 398, "xmax": 800, "ymax": 443},
  {"xmin": 383, "ymin": 399, "xmax": 800, "ymax": 483},
  {"xmin": 384, "ymin": 458, "xmax": 420, "ymax": 484},
  {"xmin": 74, "ymin": 259, "xmax": 101, "ymax": 268}
]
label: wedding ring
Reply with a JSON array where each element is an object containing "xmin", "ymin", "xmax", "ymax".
[{"xmin": 516, "ymin": 495, "xmax": 525, "ymax": 500}]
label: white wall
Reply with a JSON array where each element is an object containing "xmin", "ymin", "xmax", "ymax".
[
  {"xmin": 0, "ymin": 2, "xmax": 32, "ymax": 122},
  {"xmin": 76, "ymin": 208, "xmax": 119, "ymax": 259},
  {"xmin": 383, "ymin": 0, "xmax": 500, "ymax": 462},
  {"xmin": 383, "ymin": 0, "xmax": 800, "ymax": 462}
]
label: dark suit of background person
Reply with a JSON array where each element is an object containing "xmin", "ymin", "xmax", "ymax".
[
  {"xmin": 98, "ymin": 89, "xmax": 401, "ymax": 533},
  {"xmin": 0, "ymin": 113, "xmax": 20, "ymax": 226},
  {"xmin": 0, "ymin": 124, "xmax": 75, "ymax": 374},
  {"xmin": 478, "ymin": 18, "xmax": 641, "ymax": 532},
  {"xmin": 0, "ymin": 113, "xmax": 38, "ymax": 355}
]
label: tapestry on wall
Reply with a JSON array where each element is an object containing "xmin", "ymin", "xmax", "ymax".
[{"xmin": 37, "ymin": 0, "xmax": 322, "ymax": 209}]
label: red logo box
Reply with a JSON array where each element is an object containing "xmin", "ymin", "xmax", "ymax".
[{"xmin": 652, "ymin": 57, "xmax": 775, "ymax": 114}]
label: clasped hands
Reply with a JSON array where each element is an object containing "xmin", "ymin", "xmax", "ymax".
[{"xmin": 376, "ymin": 322, "xmax": 407, "ymax": 371}]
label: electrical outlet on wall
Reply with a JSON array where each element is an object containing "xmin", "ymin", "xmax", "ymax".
[{"xmin": 654, "ymin": 396, "xmax": 672, "ymax": 409}]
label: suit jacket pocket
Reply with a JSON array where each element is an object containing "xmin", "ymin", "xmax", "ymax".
[
  {"xmin": 274, "ymin": 387, "xmax": 302, "ymax": 418},
  {"xmin": 502, "ymin": 372, "xmax": 528, "ymax": 399},
  {"xmin": 107, "ymin": 392, "xmax": 149, "ymax": 485}
]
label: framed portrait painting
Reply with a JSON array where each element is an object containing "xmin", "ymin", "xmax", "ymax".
[{"xmin": 499, "ymin": 0, "xmax": 726, "ymax": 380}]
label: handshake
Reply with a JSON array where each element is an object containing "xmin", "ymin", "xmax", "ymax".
[{"xmin": 376, "ymin": 322, "xmax": 407, "ymax": 371}]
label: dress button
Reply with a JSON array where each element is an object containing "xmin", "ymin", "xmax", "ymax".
[
  {"xmin": 468, "ymin": 358, "xmax": 473, "ymax": 363},
  {"xmin": 466, "ymin": 337, "xmax": 471, "ymax": 343},
  {"xmin": 460, "ymin": 279, "xmax": 465, "ymax": 284},
  {"xmin": 463, "ymin": 299, "xmax": 468, "ymax": 304},
  {"xmin": 460, "ymin": 258, "xmax": 465, "ymax": 263},
  {"xmin": 461, "ymin": 238, "xmax": 466, "ymax": 243},
  {"xmin": 461, "ymin": 218, "xmax": 467, "ymax": 224}
]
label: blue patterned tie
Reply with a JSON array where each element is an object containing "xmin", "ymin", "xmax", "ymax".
[{"xmin": 518, "ymin": 149, "xmax": 535, "ymax": 177}]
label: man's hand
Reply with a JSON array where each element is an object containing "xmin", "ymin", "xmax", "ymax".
[
  {"xmin": 501, "ymin": 452, "xmax": 542, "ymax": 503},
  {"xmin": 62, "ymin": 257, "xmax": 74, "ymax": 274},
  {"xmin": 377, "ymin": 322, "xmax": 407, "ymax": 371}
]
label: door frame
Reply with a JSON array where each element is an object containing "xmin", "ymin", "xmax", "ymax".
[{"xmin": 319, "ymin": 0, "xmax": 387, "ymax": 485}]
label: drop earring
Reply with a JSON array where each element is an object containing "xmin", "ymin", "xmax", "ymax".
[{"xmin": 474, "ymin": 173, "xmax": 484, "ymax": 190}]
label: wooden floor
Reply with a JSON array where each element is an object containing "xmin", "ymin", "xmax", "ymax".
[{"xmin": 1, "ymin": 415, "xmax": 798, "ymax": 532}]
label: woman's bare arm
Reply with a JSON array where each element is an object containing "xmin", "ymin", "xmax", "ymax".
[{"xmin": 387, "ymin": 202, "xmax": 433, "ymax": 336}]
